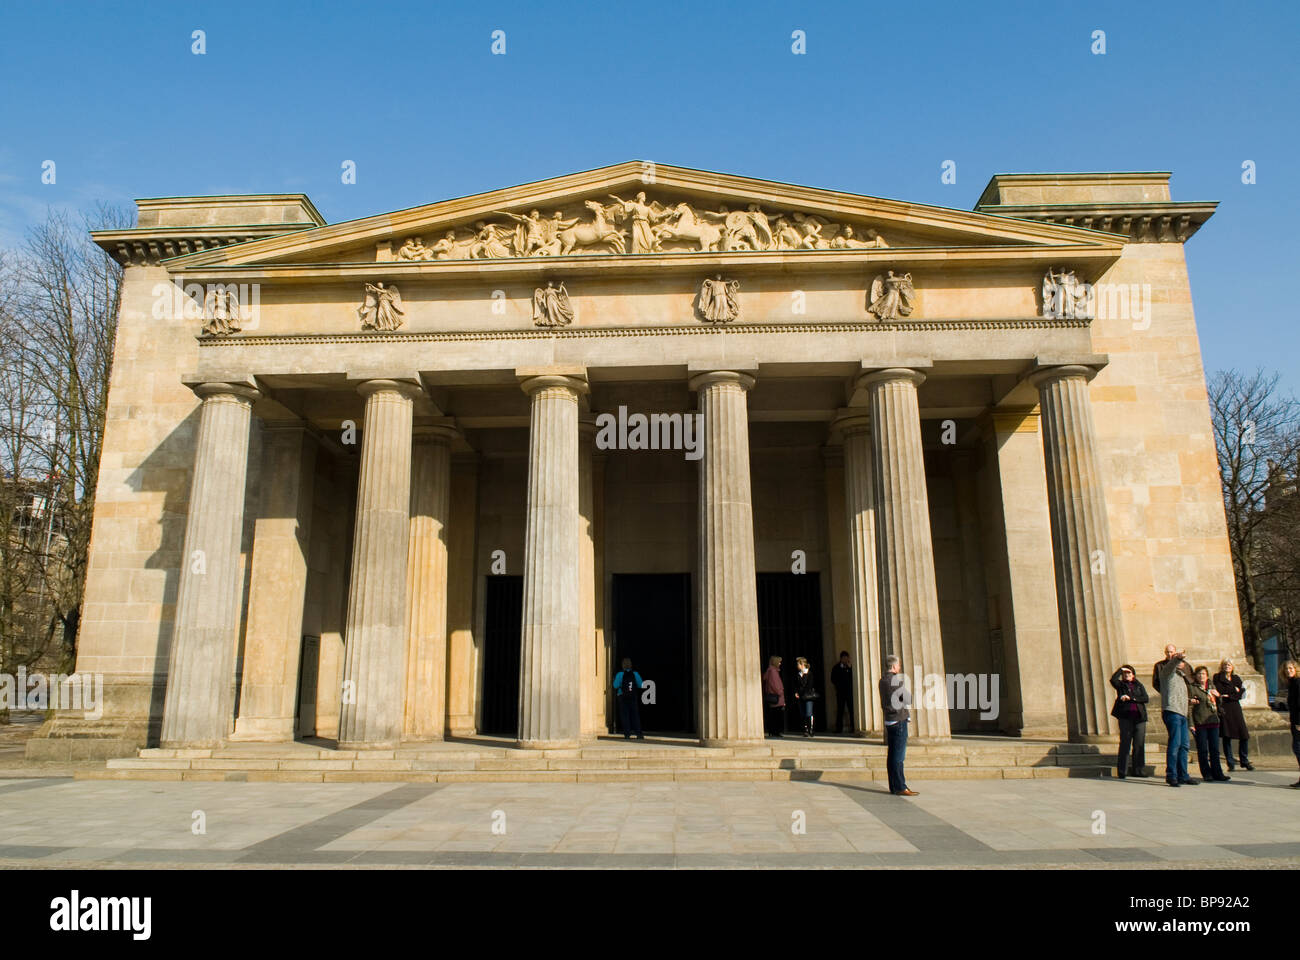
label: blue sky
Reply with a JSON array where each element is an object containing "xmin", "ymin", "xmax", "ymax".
[{"xmin": 1, "ymin": 0, "xmax": 1295, "ymax": 389}]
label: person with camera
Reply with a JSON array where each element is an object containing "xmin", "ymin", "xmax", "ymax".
[{"xmin": 1109, "ymin": 664, "xmax": 1149, "ymax": 778}]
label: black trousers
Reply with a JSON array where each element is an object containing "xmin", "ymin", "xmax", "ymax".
[
  {"xmin": 833, "ymin": 689, "xmax": 854, "ymax": 733},
  {"xmin": 765, "ymin": 704, "xmax": 786, "ymax": 736},
  {"xmin": 1221, "ymin": 735, "xmax": 1249, "ymax": 766},
  {"xmin": 1117, "ymin": 717, "xmax": 1146, "ymax": 774},
  {"xmin": 617, "ymin": 695, "xmax": 642, "ymax": 737}
]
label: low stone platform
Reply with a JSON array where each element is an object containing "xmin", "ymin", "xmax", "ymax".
[{"xmin": 75, "ymin": 734, "xmax": 1150, "ymax": 783}]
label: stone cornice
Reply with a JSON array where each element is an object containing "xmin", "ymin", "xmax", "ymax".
[
  {"xmin": 92, "ymin": 224, "xmax": 320, "ymax": 266},
  {"xmin": 973, "ymin": 202, "xmax": 1217, "ymax": 243},
  {"xmin": 194, "ymin": 317, "xmax": 1092, "ymax": 349},
  {"xmin": 161, "ymin": 242, "xmax": 1123, "ymax": 283}
]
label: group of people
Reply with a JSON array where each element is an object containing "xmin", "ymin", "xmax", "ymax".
[
  {"xmin": 761, "ymin": 652, "xmax": 917, "ymax": 796},
  {"xmin": 1115, "ymin": 645, "xmax": 1300, "ymax": 788}
]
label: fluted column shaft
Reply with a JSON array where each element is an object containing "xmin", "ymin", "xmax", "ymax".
[
  {"xmin": 339, "ymin": 380, "xmax": 420, "ymax": 747},
  {"xmin": 403, "ymin": 426, "xmax": 454, "ymax": 740},
  {"xmin": 1031, "ymin": 365, "xmax": 1125, "ymax": 741},
  {"xmin": 839, "ymin": 415, "xmax": 882, "ymax": 735},
  {"xmin": 161, "ymin": 382, "xmax": 259, "ymax": 747},
  {"xmin": 231, "ymin": 424, "xmax": 317, "ymax": 741},
  {"xmin": 517, "ymin": 375, "xmax": 585, "ymax": 748},
  {"xmin": 863, "ymin": 369, "xmax": 950, "ymax": 740},
  {"xmin": 692, "ymin": 370, "xmax": 764, "ymax": 746}
]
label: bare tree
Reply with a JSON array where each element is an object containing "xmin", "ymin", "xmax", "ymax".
[
  {"xmin": 1208, "ymin": 369, "xmax": 1300, "ymax": 668},
  {"xmin": 0, "ymin": 206, "xmax": 129, "ymax": 719}
]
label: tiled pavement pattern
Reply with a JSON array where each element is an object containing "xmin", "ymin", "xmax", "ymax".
[{"xmin": 0, "ymin": 773, "xmax": 1297, "ymax": 868}]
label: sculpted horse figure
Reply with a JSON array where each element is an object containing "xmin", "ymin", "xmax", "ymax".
[
  {"xmin": 654, "ymin": 203, "xmax": 724, "ymax": 252},
  {"xmin": 558, "ymin": 200, "xmax": 627, "ymax": 255}
]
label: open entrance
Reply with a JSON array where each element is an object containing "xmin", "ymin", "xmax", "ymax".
[
  {"xmin": 611, "ymin": 573, "xmax": 693, "ymax": 735},
  {"xmin": 757, "ymin": 572, "xmax": 826, "ymax": 733},
  {"xmin": 480, "ymin": 574, "xmax": 523, "ymax": 737}
]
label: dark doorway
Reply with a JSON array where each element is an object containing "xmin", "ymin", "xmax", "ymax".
[
  {"xmin": 611, "ymin": 573, "xmax": 693, "ymax": 735},
  {"xmin": 480, "ymin": 574, "xmax": 523, "ymax": 737},
  {"xmin": 757, "ymin": 572, "xmax": 826, "ymax": 733}
]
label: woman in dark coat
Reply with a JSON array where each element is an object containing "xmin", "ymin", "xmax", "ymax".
[
  {"xmin": 1283, "ymin": 660, "xmax": 1300, "ymax": 788},
  {"xmin": 792, "ymin": 656, "xmax": 819, "ymax": 738},
  {"xmin": 1212, "ymin": 658, "xmax": 1253, "ymax": 771},
  {"xmin": 1109, "ymin": 664, "xmax": 1149, "ymax": 778}
]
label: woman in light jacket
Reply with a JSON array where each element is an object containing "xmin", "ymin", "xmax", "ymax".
[{"xmin": 762, "ymin": 655, "xmax": 786, "ymax": 738}]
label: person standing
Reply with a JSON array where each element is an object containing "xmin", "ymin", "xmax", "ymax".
[
  {"xmin": 830, "ymin": 651, "xmax": 854, "ymax": 735},
  {"xmin": 1283, "ymin": 660, "xmax": 1300, "ymax": 788},
  {"xmin": 762, "ymin": 655, "xmax": 786, "ymax": 738},
  {"xmin": 1191, "ymin": 666, "xmax": 1229, "ymax": 782},
  {"xmin": 792, "ymin": 657, "xmax": 819, "ymax": 738},
  {"xmin": 880, "ymin": 655, "xmax": 917, "ymax": 796},
  {"xmin": 612, "ymin": 658, "xmax": 645, "ymax": 740},
  {"xmin": 1212, "ymin": 659, "xmax": 1253, "ymax": 772},
  {"xmin": 1109, "ymin": 664, "xmax": 1148, "ymax": 778},
  {"xmin": 1153, "ymin": 644, "xmax": 1198, "ymax": 787}
]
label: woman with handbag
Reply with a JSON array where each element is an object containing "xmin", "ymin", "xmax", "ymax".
[
  {"xmin": 793, "ymin": 656, "xmax": 820, "ymax": 738},
  {"xmin": 762, "ymin": 656, "xmax": 786, "ymax": 738}
]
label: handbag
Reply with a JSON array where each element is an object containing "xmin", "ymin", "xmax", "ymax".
[{"xmin": 763, "ymin": 693, "xmax": 779, "ymax": 707}]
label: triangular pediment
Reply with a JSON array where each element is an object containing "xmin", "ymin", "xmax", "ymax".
[{"xmin": 165, "ymin": 161, "xmax": 1121, "ymax": 271}]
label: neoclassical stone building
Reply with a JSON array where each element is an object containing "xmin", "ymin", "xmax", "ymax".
[{"xmin": 31, "ymin": 162, "xmax": 1257, "ymax": 758}]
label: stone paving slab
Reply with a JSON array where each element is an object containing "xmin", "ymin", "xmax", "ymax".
[{"xmin": 0, "ymin": 773, "xmax": 1296, "ymax": 868}]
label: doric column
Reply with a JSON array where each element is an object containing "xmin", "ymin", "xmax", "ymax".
[
  {"xmin": 861, "ymin": 368, "xmax": 950, "ymax": 741},
  {"xmin": 578, "ymin": 419, "xmax": 602, "ymax": 739},
  {"xmin": 1029, "ymin": 364, "xmax": 1125, "ymax": 741},
  {"xmin": 338, "ymin": 379, "xmax": 421, "ymax": 748},
  {"xmin": 691, "ymin": 370, "xmax": 764, "ymax": 746},
  {"xmin": 402, "ymin": 423, "xmax": 456, "ymax": 740},
  {"xmin": 160, "ymin": 381, "xmax": 260, "ymax": 747},
  {"xmin": 230, "ymin": 424, "xmax": 317, "ymax": 741},
  {"xmin": 834, "ymin": 412, "xmax": 882, "ymax": 735},
  {"xmin": 517, "ymin": 372, "xmax": 587, "ymax": 749},
  {"xmin": 445, "ymin": 454, "xmax": 480, "ymax": 737}
]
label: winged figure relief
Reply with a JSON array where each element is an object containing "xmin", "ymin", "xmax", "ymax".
[
  {"xmin": 698, "ymin": 275, "xmax": 741, "ymax": 323},
  {"xmin": 359, "ymin": 281, "xmax": 404, "ymax": 331},
  {"xmin": 867, "ymin": 271, "xmax": 915, "ymax": 321}
]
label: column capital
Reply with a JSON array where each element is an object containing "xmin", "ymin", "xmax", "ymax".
[
  {"xmin": 856, "ymin": 367, "xmax": 926, "ymax": 391},
  {"xmin": 413, "ymin": 417, "xmax": 459, "ymax": 444},
  {"xmin": 829, "ymin": 409, "xmax": 872, "ymax": 440},
  {"xmin": 1026, "ymin": 364, "xmax": 1099, "ymax": 389},
  {"xmin": 356, "ymin": 378, "xmax": 424, "ymax": 401},
  {"xmin": 192, "ymin": 380, "xmax": 261, "ymax": 404},
  {"xmin": 688, "ymin": 369, "xmax": 755, "ymax": 392}
]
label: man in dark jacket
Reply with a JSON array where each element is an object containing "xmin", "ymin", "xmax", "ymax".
[
  {"xmin": 612, "ymin": 658, "xmax": 645, "ymax": 740},
  {"xmin": 830, "ymin": 651, "xmax": 854, "ymax": 734},
  {"xmin": 1110, "ymin": 665, "xmax": 1149, "ymax": 778},
  {"xmin": 879, "ymin": 655, "xmax": 916, "ymax": 796}
]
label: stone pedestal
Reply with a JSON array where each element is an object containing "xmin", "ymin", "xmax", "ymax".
[
  {"xmin": 517, "ymin": 373, "xmax": 586, "ymax": 749},
  {"xmin": 403, "ymin": 425, "xmax": 456, "ymax": 740},
  {"xmin": 230, "ymin": 424, "xmax": 318, "ymax": 741},
  {"xmin": 836, "ymin": 412, "xmax": 883, "ymax": 735},
  {"xmin": 1030, "ymin": 365, "xmax": 1126, "ymax": 741},
  {"xmin": 338, "ymin": 379, "xmax": 421, "ymax": 748},
  {"xmin": 861, "ymin": 368, "xmax": 951, "ymax": 741},
  {"xmin": 160, "ymin": 382, "xmax": 260, "ymax": 747},
  {"xmin": 691, "ymin": 370, "xmax": 765, "ymax": 746}
]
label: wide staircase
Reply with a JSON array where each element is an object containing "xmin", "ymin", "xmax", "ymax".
[{"xmin": 79, "ymin": 734, "xmax": 1121, "ymax": 783}]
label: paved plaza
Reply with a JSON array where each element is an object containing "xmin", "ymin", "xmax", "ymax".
[{"xmin": 0, "ymin": 771, "xmax": 1296, "ymax": 869}]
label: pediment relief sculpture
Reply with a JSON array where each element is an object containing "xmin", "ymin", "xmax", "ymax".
[
  {"xmin": 387, "ymin": 195, "xmax": 889, "ymax": 261},
  {"xmin": 697, "ymin": 275, "xmax": 741, "ymax": 323},
  {"xmin": 358, "ymin": 281, "xmax": 405, "ymax": 331},
  {"xmin": 200, "ymin": 286, "xmax": 243, "ymax": 336},
  {"xmin": 532, "ymin": 280, "xmax": 574, "ymax": 327},
  {"xmin": 867, "ymin": 271, "xmax": 916, "ymax": 320}
]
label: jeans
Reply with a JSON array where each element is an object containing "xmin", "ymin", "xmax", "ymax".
[
  {"xmin": 834, "ymin": 690, "xmax": 854, "ymax": 733},
  {"xmin": 885, "ymin": 721, "xmax": 908, "ymax": 793},
  {"xmin": 617, "ymin": 695, "xmax": 642, "ymax": 737},
  {"xmin": 1194, "ymin": 725, "xmax": 1225, "ymax": 779},
  {"xmin": 1117, "ymin": 717, "xmax": 1146, "ymax": 774},
  {"xmin": 1162, "ymin": 710, "xmax": 1190, "ymax": 782}
]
